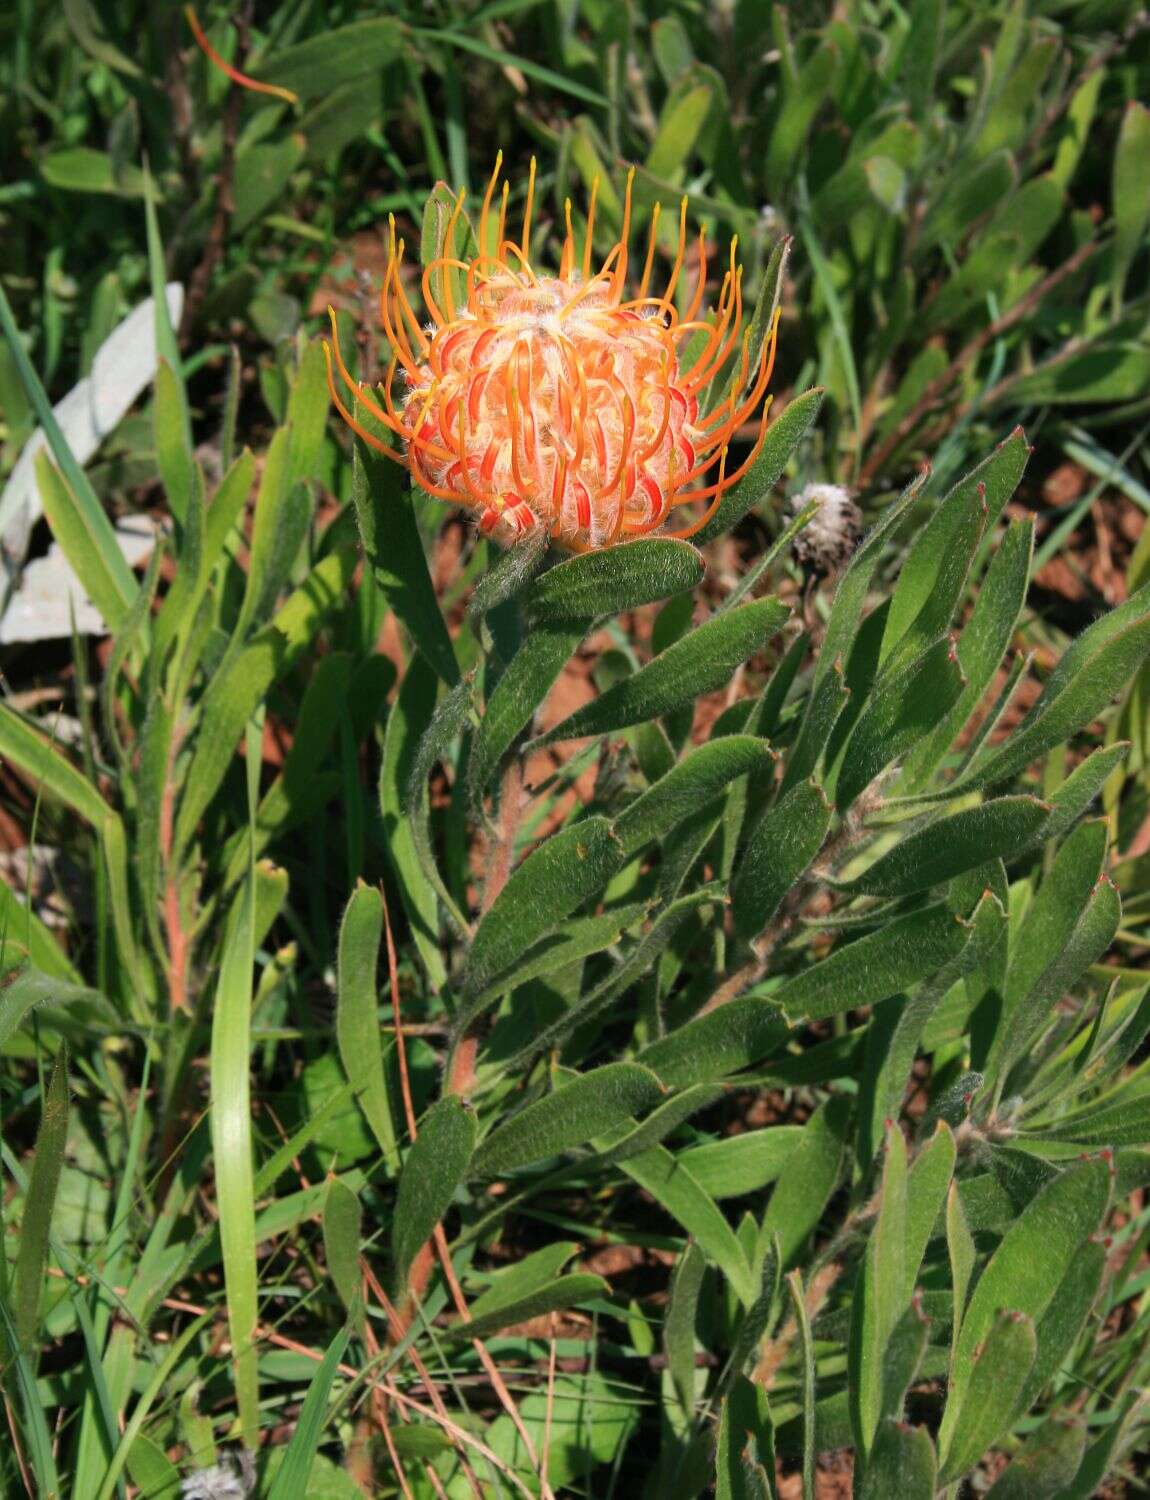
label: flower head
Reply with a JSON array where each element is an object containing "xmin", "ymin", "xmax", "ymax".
[{"xmin": 325, "ymin": 157, "xmax": 779, "ymax": 551}]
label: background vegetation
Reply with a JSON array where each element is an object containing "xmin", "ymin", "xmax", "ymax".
[{"xmin": 1, "ymin": 0, "xmax": 1150, "ymax": 1495}]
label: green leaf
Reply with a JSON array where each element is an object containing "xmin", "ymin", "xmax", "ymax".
[
  {"xmin": 380, "ymin": 657, "xmax": 447, "ymax": 988},
  {"xmin": 665, "ymin": 1241, "xmax": 706, "ymax": 1421},
  {"xmin": 471, "ymin": 1063, "xmax": 665, "ymax": 1176},
  {"xmin": 780, "ymin": 660, "xmax": 850, "ymax": 793},
  {"xmin": 623, "ymin": 1146, "xmax": 755, "ymax": 1304},
  {"xmin": 405, "ymin": 675, "xmax": 474, "ymax": 933},
  {"xmin": 904, "ymin": 1123, "xmax": 957, "ymax": 1301},
  {"xmin": 647, "ymin": 81, "xmax": 716, "ymax": 179},
  {"xmin": 534, "ymin": 597, "xmax": 791, "ymax": 745},
  {"xmin": 1017, "ymin": 1238, "xmax": 1106, "ymax": 1413},
  {"xmin": 353, "ymin": 438, "xmax": 459, "ymax": 687},
  {"xmin": 787, "ymin": 1268, "xmax": 817, "ymax": 1500},
  {"xmin": 834, "ymin": 637, "xmax": 966, "ymax": 810},
  {"xmin": 496, "ymin": 887, "xmax": 721, "ymax": 1061},
  {"xmin": 766, "ymin": 40, "xmax": 838, "ymax": 186},
  {"xmin": 251, "ymin": 17, "xmax": 404, "ymax": 96},
  {"xmin": 0, "ymin": 703, "xmax": 109, "ymax": 825},
  {"xmin": 527, "ymin": 539, "xmax": 705, "ymax": 621},
  {"xmin": 235, "ymin": 136, "xmax": 307, "ymax": 232},
  {"xmin": 322, "ymin": 1178, "xmax": 362, "ymax": 1318},
  {"xmin": 843, "ymin": 797, "xmax": 1049, "ymax": 898},
  {"xmin": 986, "ymin": 1417, "xmax": 1088, "ymax": 1500},
  {"xmin": 921, "ymin": 149, "xmax": 1017, "ymax": 249},
  {"xmin": 464, "ymin": 901, "xmax": 648, "ymax": 1012},
  {"xmin": 992, "ymin": 826, "xmax": 1120, "ymax": 1081},
  {"xmin": 946, "ymin": 1181, "xmax": 976, "ymax": 1358},
  {"xmin": 336, "ymin": 884, "xmax": 397, "ymax": 1171},
  {"xmin": 421, "ymin": 181, "xmax": 479, "ymax": 323},
  {"xmin": 14, "ymin": 1047, "xmax": 69, "ymax": 1349},
  {"xmin": 858, "ymin": 1420, "xmax": 937, "ymax": 1500},
  {"xmin": 1042, "ymin": 742, "xmax": 1130, "ymax": 843},
  {"xmin": 809, "ymin": 466, "xmax": 927, "ymax": 708},
  {"xmin": 902, "ymin": 517, "xmax": 1034, "ymax": 786},
  {"xmin": 615, "ymin": 737, "xmax": 775, "ymax": 857},
  {"xmin": 777, "ymin": 902, "xmax": 969, "ymax": 1022},
  {"xmin": 761, "ymin": 1096, "xmax": 851, "ymax": 1266},
  {"xmin": 850, "ymin": 1124, "xmax": 908, "ymax": 1454},
  {"xmin": 35, "ymin": 452, "xmax": 137, "ymax": 632},
  {"xmin": 678, "ymin": 1127, "xmax": 804, "ymax": 1200},
  {"xmin": 1111, "ymin": 101, "xmax": 1150, "ymax": 310},
  {"xmin": 716, "ymin": 1376, "xmax": 776, "ymax": 1500},
  {"xmin": 881, "ymin": 432, "xmax": 1030, "ymax": 671},
  {"xmin": 210, "ymin": 879, "xmax": 260, "ymax": 1446},
  {"xmin": 636, "ymin": 997, "xmax": 789, "ymax": 1086},
  {"xmin": 266, "ymin": 1321, "xmax": 355, "ymax": 1500},
  {"xmin": 235, "ymin": 425, "xmax": 312, "ymax": 638},
  {"xmin": 464, "ymin": 816, "xmax": 624, "ymax": 996},
  {"xmin": 448, "ymin": 1273, "xmax": 608, "ymax": 1343},
  {"xmin": 41, "ymin": 146, "xmax": 147, "ymax": 197},
  {"xmin": 733, "ymin": 778, "xmax": 832, "ymax": 938},
  {"xmin": 956, "ymin": 583, "xmax": 1150, "ymax": 792},
  {"xmin": 941, "ymin": 1159, "xmax": 1110, "ymax": 1464},
  {"xmin": 392, "ymin": 1097, "xmax": 476, "ymax": 1296},
  {"xmin": 469, "ymin": 620, "xmax": 589, "ymax": 795},
  {"xmin": 939, "ymin": 1311, "xmax": 1037, "ymax": 1483},
  {"xmin": 63, "ymin": 0, "xmax": 143, "ymax": 77},
  {"xmin": 693, "ymin": 388, "xmax": 825, "ymax": 543},
  {"xmin": 153, "ymin": 359, "xmax": 193, "ymax": 527},
  {"xmin": 598, "ymin": 1083, "xmax": 724, "ymax": 1167},
  {"xmin": 1001, "ymin": 338, "xmax": 1150, "ymax": 405},
  {"xmin": 175, "ymin": 546, "xmax": 355, "ymax": 851}
]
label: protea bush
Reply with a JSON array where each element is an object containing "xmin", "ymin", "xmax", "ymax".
[{"xmin": 3, "ymin": 8, "xmax": 1150, "ymax": 1497}]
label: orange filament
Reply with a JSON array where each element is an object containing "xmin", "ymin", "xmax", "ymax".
[
  {"xmin": 324, "ymin": 160, "xmax": 782, "ymax": 551},
  {"xmin": 184, "ymin": 7, "xmax": 299, "ymax": 106}
]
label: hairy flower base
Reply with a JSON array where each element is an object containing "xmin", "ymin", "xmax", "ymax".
[{"xmin": 326, "ymin": 158, "xmax": 779, "ymax": 552}]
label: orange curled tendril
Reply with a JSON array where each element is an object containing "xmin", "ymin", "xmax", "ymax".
[
  {"xmin": 324, "ymin": 157, "xmax": 782, "ymax": 552},
  {"xmin": 184, "ymin": 6, "xmax": 299, "ymax": 106}
]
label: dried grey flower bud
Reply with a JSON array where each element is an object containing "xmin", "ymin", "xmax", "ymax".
[
  {"xmin": 181, "ymin": 1451, "xmax": 256, "ymax": 1500},
  {"xmin": 787, "ymin": 483, "xmax": 863, "ymax": 579}
]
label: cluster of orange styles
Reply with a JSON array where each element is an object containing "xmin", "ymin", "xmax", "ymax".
[{"xmin": 324, "ymin": 155, "xmax": 780, "ymax": 552}]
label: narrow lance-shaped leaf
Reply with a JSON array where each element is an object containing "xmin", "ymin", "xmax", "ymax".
[
  {"xmin": 527, "ymin": 538, "xmax": 705, "ymax": 621},
  {"xmin": 353, "ymin": 437, "xmax": 459, "ymax": 687},
  {"xmin": 468, "ymin": 620, "xmax": 589, "ymax": 797},
  {"xmin": 833, "ymin": 636, "xmax": 966, "ymax": 811},
  {"xmin": 949, "ymin": 581, "xmax": 1150, "ymax": 794},
  {"xmin": 842, "ymin": 796, "xmax": 1049, "ymax": 898},
  {"xmin": 901, "ymin": 516, "xmax": 1034, "ymax": 787},
  {"xmin": 336, "ymin": 884, "xmax": 398, "ymax": 1170},
  {"xmin": 471, "ymin": 1063, "xmax": 665, "ymax": 1176},
  {"xmin": 665, "ymin": 1241, "xmax": 706, "ymax": 1422},
  {"xmin": 391, "ymin": 1097, "xmax": 476, "ymax": 1297},
  {"xmin": 636, "ymin": 997, "xmax": 789, "ymax": 1087},
  {"xmin": 940, "ymin": 1158, "xmax": 1110, "ymax": 1463},
  {"xmin": 614, "ymin": 736, "xmax": 775, "ymax": 857},
  {"xmin": 463, "ymin": 815, "xmax": 625, "ymax": 995},
  {"xmin": 534, "ymin": 597, "xmax": 791, "ymax": 745},
  {"xmin": 777, "ymin": 902, "xmax": 969, "ymax": 1022},
  {"xmin": 761, "ymin": 1095, "xmax": 851, "ymax": 1267},
  {"xmin": 939, "ymin": 1312, "xmax": 1037, "ymax": 1483},
  {"xmin": 733, "ymin": 777, "xmax": 833, "ymax": 938},
  {"xmin": 14, "ymin": 1048, "xmax": 69, "ymax": 1350}
]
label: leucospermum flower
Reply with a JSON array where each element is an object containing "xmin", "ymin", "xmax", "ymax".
[{"xmin": 324, "ymin": 156, "xmax": 780, "ymax": 552}]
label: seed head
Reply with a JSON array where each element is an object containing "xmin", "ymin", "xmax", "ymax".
[
  {"xmin": 788, "ymin": 482, "xmax": 863, "ymax": 578},
  {"xmin": 325, "ymin": 156, "xmax": 780, "ymax": 552}
]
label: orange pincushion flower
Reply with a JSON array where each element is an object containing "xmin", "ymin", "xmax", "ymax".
[{"xmin": 325, "ymin": 156, "xmax": 780, "ymax": 552}]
